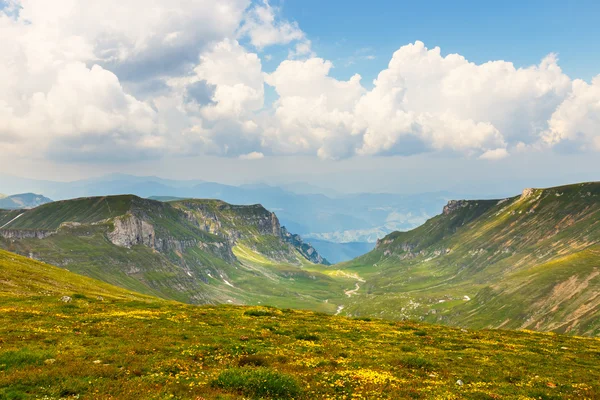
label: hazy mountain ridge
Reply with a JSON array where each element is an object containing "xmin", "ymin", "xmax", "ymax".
[
  {"xmin": 0, "ymin": 193, "xmax": 53, "ymax": 210},
  {"xmin": 0, "ymin": 173, "xmax": 456, "ymax": 250}
]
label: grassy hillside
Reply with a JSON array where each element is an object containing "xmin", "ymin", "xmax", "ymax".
[
  {"xmin": 334, "ymin": 182, "xmax": 600, "ymax": 335},
  {"xmin": 0, "ymin": 195, "xmax": 336, "ymax": 310},
  {"xmin": 1, "ymin": 249, "xmax": 599, "ymax": 399}
]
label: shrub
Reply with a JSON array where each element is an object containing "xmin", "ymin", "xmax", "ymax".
[
  {"xmin": 413, "ymin": 330, "xmax": 428, "ymax": 336},
  {"xmin": 295, "ymin": 332, "xmax": 320, "ymax": 342},
  {"xmin": 398, "ymin": 356, "xmax": 436, "ymax": 371},
  {"xmin": 244, "ymin": 309, "xmax": 276, "ymax": 317},
  {"xmin": 212, "ymin": 367, "xmax": 301, "ymax": 399},
  {"xmin": 238, "ymin": 354, "xmax": 269, "ymax": 367}
]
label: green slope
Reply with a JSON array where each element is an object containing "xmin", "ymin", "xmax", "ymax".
[
  {"xmin": 1, "ymin": 249, "xmax": 599, "ymax": 399},
  {"xmin": 0, "ymin": 248, "xmax": 154, "ymax": 301},
  {"xmin": 0, "ymin": 195, "xmax": 335, "ymax": 310},
  {"xmin": 335, "ymin": 182, "xmax": 600, "ymax": 335}
]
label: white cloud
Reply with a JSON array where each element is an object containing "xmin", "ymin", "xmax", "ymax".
[
  {"xmin": 1, "ymin": 0, "xmax": 598, "ymax": 164},
  {"xmin": 264, "ymin": 58, "xmax": 366, "ymax": 158},
  {"xmin": 16, "ymin": 0, "xmax": 249, "ymax": 79},
  {"xmin": 479, "ymin": 148, "xmax": 509, "ymax": 161},
  {"xmin": 239, "ymin": 0, "xmax": 305, "ymax": 49},
  {"xmin": 542, "ymin": 76, "xmax": 600, "ymax": 151},
  {"xmin": 239, "ymin": 151, "xmax": 265, "ymax": 160},
  {"xmin": 194, "ymin": 39, "xmax": 265, "ymax": 119}
]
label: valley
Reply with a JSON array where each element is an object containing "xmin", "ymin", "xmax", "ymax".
[{"xmin": 1, "ymin": 182, "xmax": 599, "ymax": 336}]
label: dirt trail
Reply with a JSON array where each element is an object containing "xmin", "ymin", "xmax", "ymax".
[{"xmin": 344, "ymin": 282, "xmax": 361, "ymax": 297}]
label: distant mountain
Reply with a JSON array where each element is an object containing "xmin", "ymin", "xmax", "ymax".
[
  {"xmin": 0, "ymin": 173, "xmax": 459, "ymax": 248},
  {"xmin": 305, "ymin": 239, "xmax": 375, "ymax": 264},
  {"xmin": 0, "ymin": 195, "xmax": 332, "ymax": 307},
  {"xmin": 335, "ymin": 182, "xmax": 600, "ymax": 335},
  {"xmin": 0, "ymin": 193, "xmax": 53, "ymax": 210}
]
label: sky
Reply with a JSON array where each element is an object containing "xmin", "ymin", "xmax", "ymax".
[{"xmin": 0, "ymin": 0, "xmax": 599, "ymax": 195}]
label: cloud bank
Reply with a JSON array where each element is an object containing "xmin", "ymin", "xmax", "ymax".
[{"xmin": 0, "ymin": 0, "xmax": 598, "ymax": 163}]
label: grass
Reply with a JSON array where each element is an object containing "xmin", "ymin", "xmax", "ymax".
[
  {"xmin": 1, "ymin": 249, "xmax": 600, "ymax": 399},
  {"xmin": 211, "ymin": 367, "xmax": 301, "ymax": 399}
]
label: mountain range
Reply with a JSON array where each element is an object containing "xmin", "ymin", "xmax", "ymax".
[
  {"xmin": 1, "ymin": 181, "xmax": 598, "ymax": 336},
  {"xmin": 0, "ymin": 173, "xmax": 463, "ymax": 251}
]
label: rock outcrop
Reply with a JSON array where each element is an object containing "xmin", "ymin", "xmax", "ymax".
[
  {"xmin": 108, "ymin": 213, "xmax": 156, "ymax": 248},
  {"xmin": 443, "ymin": 200, "xmax": 469, "ymax": 215},
  {"xmin": 281, "ymin": 226, "xmax": 329, "ymax": 265},
  {"xmin": 0, "ymin": 229, "xmax": 55, "ymax": 240}
]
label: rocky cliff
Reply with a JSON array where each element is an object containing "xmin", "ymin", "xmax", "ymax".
[
  {"xmin": 0, "ymin": 229, "xmax": 55, "ymax": 240},
  {"xmin": 281, "ymin": 226, "xmax": 329, "ymax": 265}
]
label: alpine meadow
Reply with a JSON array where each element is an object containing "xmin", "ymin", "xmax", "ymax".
[{"xmin": 1, "ymin": 0, "xmax": 600, "ymax": 399}]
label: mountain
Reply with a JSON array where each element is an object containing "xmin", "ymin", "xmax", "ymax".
[
  {"xmin": 1, "ymin": 173, "xmax": 460, "ymax": 260},
  {"xmin": 0, "ymin": 195, "xmax": 337, "ymax": 309},
  {"xmin": 0, "ymin": 193, "xmax": 52, "ymax": 210},
  {"xmin": 2, "ymin": 248, "xmax": 599, "ymax": 399},
  {"xmin": 2, "ymin": 181, "xmax": 599, "ymax": 336},
  {"xmin": 334, "ymin": 182, "xmax": 600, "ymax": 335},
  {"xmin": 305, "ymin": 239, "xmax": 376, "ymax": 264}
]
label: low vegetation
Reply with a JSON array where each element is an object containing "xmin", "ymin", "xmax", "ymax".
[{"xmin": 1, "ymin": 250, "xmax": 599, "ymax": 399}]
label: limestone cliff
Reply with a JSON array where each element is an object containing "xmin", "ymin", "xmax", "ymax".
[{"xmin": 108, "ymin": 213, "xmax": 156, "ymax": 248}]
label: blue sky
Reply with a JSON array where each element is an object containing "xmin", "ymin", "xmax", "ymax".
[{"xmin": 266, "ymin": 0, "xmax": 600, "ymax": 84}]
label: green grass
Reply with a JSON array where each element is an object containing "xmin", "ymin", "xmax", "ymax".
[
  {"xmin": 211, "ymin": 367, "xmax": 302, "ymax": 399},
  {"xmin": 1, "ymin": 250, "xmax": 600, "ymax": 399}
]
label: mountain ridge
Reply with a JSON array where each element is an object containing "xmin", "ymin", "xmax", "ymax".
[
  {"xmin": 335, "ymin": 181, "xmax": 600, "ymax": 335},
  {"xmin": 0, "ymin": 195, "xmax": 333, "ymax": 307}
]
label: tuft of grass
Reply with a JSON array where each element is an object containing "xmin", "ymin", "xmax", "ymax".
[
  {"xmin": 398, "ymin": 356, "xmax": 437, "ymax": 371},
  {"xmin": 0, "ymin": 348, "xmax": 54, "ymax": 371},
  {"xmin": 294, "ymin": 332, "xmax": 320, "ymax": 342},
  {"xmin": 244, "ymin": 309, "xmax": 276, "ymax": 317},
  {"xmin": 212, "ymin": 367, "xmax": 301, "ymax": 399}
]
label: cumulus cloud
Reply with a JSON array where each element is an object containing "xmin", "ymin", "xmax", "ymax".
[
  {"xmin": 0, "ymin": 1, "xmax": 598, "ymax": 164},
  {"xmin": 239, "ymin": 0, "xmax": 305, "ymax": 49},
  {"xmin": 542, "ymin": 76, "xmax": 600, "ymax": 152},
  {"xmin": 17, "ymin": 0, "xmax": 249, "ymax": 80},
  {"xmin": 262, "ymin": 41, "xmax": 583, "ymax": 159}
]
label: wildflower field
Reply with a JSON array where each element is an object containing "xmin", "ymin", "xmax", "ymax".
[{"xmin": 1, "ymin": 250, "xmax": 600, "ymax": 399}]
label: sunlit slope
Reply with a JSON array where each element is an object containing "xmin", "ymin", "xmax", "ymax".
[
  {"xmin": 337, "ymin": 182, "xmax": 600, "ymax": 335},
  {"xmin": 0, "ymin": 248, "xmax": 155, "ymax": 301},
  {"xmin": 1, "ymin": 249, "xmax": 599, "ymax": 399}
]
